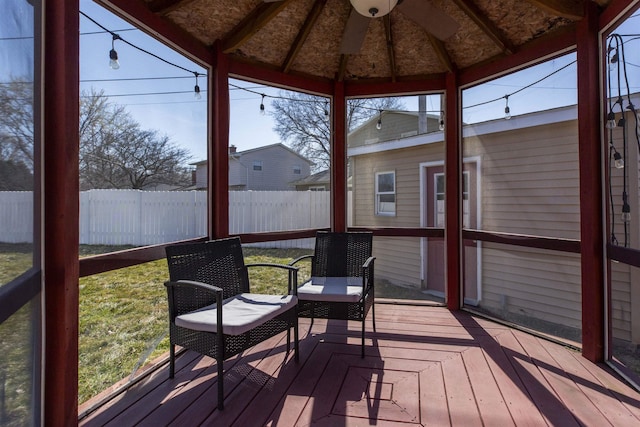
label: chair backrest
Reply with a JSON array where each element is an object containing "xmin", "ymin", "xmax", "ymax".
[
  {"xmin": 312, "ymin": 231, "xmax": 373, "ymax": 277},
  {"xmin": 165, "ymin": 237, "xmax": 250, "ymax": 298}
]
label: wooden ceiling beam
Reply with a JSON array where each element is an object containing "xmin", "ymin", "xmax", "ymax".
[
  {"xmin": 428, "ymin": 34, "xmax": 456, "ymax": 74},
  {"xmin": 384, "ymin": 15, "xmax": 397, "ymax": 82},
  {"xmin": 222, "ymin": 0, "xmax": 293, "ymax": 54},
  {"xmin": 282, "ymin": 0, "xmax": 327, "ymax": 73},
  {"xmin": 337, "ymin": 54, "xmax": 349, "ymax": 82},
  {"xmin": 525, "ymin": 0, "xmax": 585, "ymax": 20},
  {"xmin": 147, "ymin": 0, "xmax": 195, "ymax": 15},
  {"xmin": 452, "ymin": 0, "xmax": 516, "ymax": 55}
]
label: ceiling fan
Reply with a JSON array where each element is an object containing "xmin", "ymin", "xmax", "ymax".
[
  {"xmin": 340, "ymin": 0, "xmax": 459, "ymax": 54},
  {"xmin": 263, "ymin": 0, "xmax": 459, "ymax": 55}
]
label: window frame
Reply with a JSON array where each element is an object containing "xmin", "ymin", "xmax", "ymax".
[{"xmin": 375, "ymin": 171, "xmax": 396, "ymax": 216}]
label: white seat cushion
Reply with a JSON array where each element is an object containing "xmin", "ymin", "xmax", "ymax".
[
  {"xmin": 175, "ymin": 293, "xmax": 297, "ymax": 336},
  {"xmin": 297, "ymin": 276, "xmax": 364, "ymax": 303}
]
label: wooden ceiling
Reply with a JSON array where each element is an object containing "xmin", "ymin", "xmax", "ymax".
[{"xmin": 108, "ymin": 0, "xmax": 612, "ymax": 84}]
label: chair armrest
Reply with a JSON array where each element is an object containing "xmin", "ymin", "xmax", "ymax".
[
  {"xmin": 361, "ymin": 256, "xmax": 376, "ymax": 291},
  {"xmin": 245, "ymin": 263, "xmax": 300, "ymax": 296},
  {"xmin": 164, "ymin": 279, "xmax": 223, "ymax": 318},
  {"xmin": 289, "ymin": 254, "xmax": 314, "ymax": 266}
]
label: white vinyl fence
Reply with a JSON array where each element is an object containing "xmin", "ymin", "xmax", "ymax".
[{"xmin": 0, "ymin": 190, "xmax": 330, "ymax": 249}]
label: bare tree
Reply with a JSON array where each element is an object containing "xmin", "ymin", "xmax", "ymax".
[
  {"xmin": 79, "ymin": 89, "xmax": 193, "ymax": 190},
  {"xmin": 271, "ymin": 92, "xmax": 404, "ymax": 171},
  {"xmin": 0, "ymin": 79, "xmax": 34, "ymax": 166},
  {"xmin": 0, "ymin": 82, "xmax": 194, "ymax": 190}
]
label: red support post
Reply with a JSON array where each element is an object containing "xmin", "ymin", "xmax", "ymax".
[
  {"xmin": 445, "ymin": 72, "xmax": 462, "ymax": 310},
  {"xmin": 332, "ymin": 81, "xmax": 347, "ymax": 232},
  {"xmin": 577, "ymin": 1, "xmax": 605, "ymax": 362},
  {"xmin": 211, "ymin": 43, "xmax": 230, "ymax": 239},
  {"xmin": 44, "ymin": 0, "xmax": 80, "ymax": 423}
]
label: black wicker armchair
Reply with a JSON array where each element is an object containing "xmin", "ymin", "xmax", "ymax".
[
  {"xmin": 290, "ymin": 231, "xmax": 375, "ymax": 357},
  {"xmin": 164, "ymin": 237, "xmax": 299, "ymax": 410}
]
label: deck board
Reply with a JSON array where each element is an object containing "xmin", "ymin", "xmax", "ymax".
[{"xmin": 79, "ymin": 305, "xmax": 640, "ymax": 426}]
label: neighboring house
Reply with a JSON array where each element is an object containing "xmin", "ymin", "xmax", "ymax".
[
  {"xmin": 348, "ymin": 110, "xmax": 443, "ymax": 148},
  {"xmin": 292, "ymin": 169, "xmax": 330, "ymax": 191},
  {"xmin": 191, "ymin": 143, "xmax": 313, "ymax": 191},
  {"xmin": 348, "ymin": 101, "xmax": 639, "ymax": 346}
]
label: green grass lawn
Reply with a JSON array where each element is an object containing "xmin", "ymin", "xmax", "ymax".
[{"xmin": 77, "ymin": 246, "xmax": 313, "ymax": 403}]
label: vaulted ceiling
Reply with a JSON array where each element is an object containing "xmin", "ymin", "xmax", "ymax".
[{"xmin": 123, "ymin": 0, "xmax": 611, "ymax": 84}]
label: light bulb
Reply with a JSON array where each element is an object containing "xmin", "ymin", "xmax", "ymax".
[
  {"xmin": 606, "ymin": 111, "xmax": 617, "ymax": 129},
  {"xmin": 194, "ymin": 84, "xmax": 202, "ymax": 100},
  {"xmin": 376, "ymin": 118, "xmax": 382, "ymax": 130},
  {"xmin": 613, "ymin": 151, "xmax": 624, "ymax": 169},
  {"xmin": 609, "ymin": 51, "xmax": 619, "ymax": 71},
  {"xmin": 439, "ymin": 120, "xmax": 445, "ymax": 131},
  {"xmin": 617, "ymin": 117, "xmax": 625, "ymax": 127},
  {"xmin": 109, "ymin": 49, "xmax": 120, "ymax": 70},
  {"xmin": 504, "ymin": 106, "xmax": 511, "ymax": 120},
  {"xmin": 504, "ymin": 95, "xmax": 511, "ymax": 120},
  {"xmin": 260, "ymin": 95, "xmax": 266, "ymax": 115},
  {"xmin": 621, "ymin": 206, "xmax": 631, "ymax": 223}
]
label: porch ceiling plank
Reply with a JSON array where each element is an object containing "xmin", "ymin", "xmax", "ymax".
[
  {"xmin": 451, "ymin": 0, "xmax": 517, "ymax": 55},
  {"xmin": 525, "ymin": 0, "xmax": 586, "ymax": 20},
  {"xmin": 146, "ymin": 0, "xmax": 195, "ymax": 15},
  {"xmin": 383, "ymin": 14, "xmax": 397, "ymax": 82},
  {"xmin": 428, "ymin": 34, "xmax": 456, "ymax": 74},
  {"xmin": 282, "ymin": 0, "xmax": 328, "ymax": 73},
  {"xmin": 222, "ymin": 0, "xmax": 294, "ymax": 54}
]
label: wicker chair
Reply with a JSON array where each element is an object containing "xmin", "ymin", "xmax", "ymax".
[
  {"xmin": 164, "ymin": 237, "xmax": 299, "ymax": 410},
  {"xmin": 290, "ymin": 231, "xmax": 375, "ymax": 357}
]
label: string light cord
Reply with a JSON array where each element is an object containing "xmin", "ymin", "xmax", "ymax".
[
  {"xmin": 464, "ymin": 60, "xmax": 577, "ymax": 110},
  {"xmin": 79, "ymin": 11, "xmax": 205, "ymax": 77}
]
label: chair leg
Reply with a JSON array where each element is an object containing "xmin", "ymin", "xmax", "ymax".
[
  {"xmin": 217, "ymin": 358, "xmax": 224, "ymax": 410},
  {"xmin": 372, "ymin": 299, "xmax": 377, "ymax": 332},
  {"xmin": 361, "ymin": 320, "xmax": 365, "ymax": 358},
  {"xmin": 294, "ymin": 317, "xmax": 300, "ymax": 361},
  {"xmin": 169, "ymin": 343, "xmax": 175, "ymax": 378}
]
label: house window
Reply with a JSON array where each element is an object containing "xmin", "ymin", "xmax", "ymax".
[
  {"xmin": 309, "ymin": 186, "xmax": 325, "ymax": 191},
  {"xmin": 375, "ymin": 171, "xmax": 396, "ymax": 216},
  {"xmin": 293, "ymin": 165, "xmax": 301, "ymax": 174},
  {"xmin": 253, "ymin": 160, "xmax": 263, "ymax": 171}
]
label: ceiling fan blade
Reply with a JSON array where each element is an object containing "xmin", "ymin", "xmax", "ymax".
[
  {"xmin": 340, "ymin": 9, "xmax": 371, "ymax": 54},
  {"xmin": 396, "ymin": 0, "xmax": 459, "ymax": 41}
]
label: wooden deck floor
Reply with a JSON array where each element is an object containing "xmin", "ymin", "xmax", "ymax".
[{"xmin": 79, "ymin": 304, "xmax": 640, "ymax": 426}]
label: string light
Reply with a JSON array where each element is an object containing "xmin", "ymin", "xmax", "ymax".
[
  {"xmin": 194, "ymin": 72, "xmax": 202, "ymax": 100},
  {"xmin": 503, "ymin": 95, "xmax": 511, "ymax": 120},
  {"xmin": 621, "ymin": 192, "xmax": 631, "ymax": 223},
  {"xmin": 109, "ymin": 34, "xmax": 120, "ymax": 70},
  {"xmin": 324, "ymin": 101, "xmax": 329, "ymax": 117},
  {"xmin": 606, "ymin": 111, "xmax": 617, "ymax": 129},
  {"xmin": 376, "ymin": 110, "xmax": 383, "ymax": 130},
  {"xmin": 81, "ymin": 11, "xmax": 206, "ymax": 92},
  {"xmin": 439, "ymin": 111, "xmax": 445, "ymax": 131},
  {"xmin": 611, "ymin": 144, "xmax": 624, "ymax": 169},
  {"xmin": 260, "ymin": 94, "xmax": 266, "ymax": 115}
]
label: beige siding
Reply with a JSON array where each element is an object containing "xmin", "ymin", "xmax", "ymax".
[
  {"xmin": 372, "ymin": 237, "xmax": 422, "ymax": 288},
  {"xmin": 479, "ymin": 244, "xmax": 582, "ymax": 330},
  {"xmin": 464, "ymin": 120, "xmax": 581, "ymax": 239}
]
